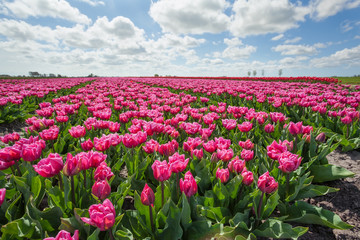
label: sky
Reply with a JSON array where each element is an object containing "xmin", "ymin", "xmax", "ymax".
[{"xmin": 0, "ymin": 0, "xmax": 359, "ymax": 77}]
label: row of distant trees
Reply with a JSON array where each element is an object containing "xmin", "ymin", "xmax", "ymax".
[
  {"xmin": 247, "ymin": 69, "xmax": 283, "ymax": 77},
  {"xmin": 28, "ymin": 72, "xmax": 96, "ymax": 78}
]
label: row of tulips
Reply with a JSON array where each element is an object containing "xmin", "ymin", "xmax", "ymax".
[{"xmin": 0, "ymin": 77, "xmax": 357, "ymax": 239}]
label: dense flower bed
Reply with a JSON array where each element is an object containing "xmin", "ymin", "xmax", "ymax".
[{"xmin": 0, "ymin": 77, "xmax": 358, "ymax": 239}]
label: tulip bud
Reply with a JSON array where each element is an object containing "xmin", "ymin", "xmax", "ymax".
[
  {"xmin": 228, "ymin": 156, "xmax": 245, "ymax": 174},
  {"xmin": 180, "ymin": 171, "xmax": 198, "ymax": 197},
  {"xmin": 151, "ymin": 160, "xmax": 171, "ymax": 182},
  {"xmin": 216, "ymin": 168, "xmax": 230, "ymax": 183},
  {"xmin": 92, "ymin": 179, "xmax": 111, "ymax": 200},
  {"xmin": 33, "ymin": 153, "xmax": 63, "ymax": 178},
  {"xmin": 63, "ymin": 153, "xmax": 81, "ymax": 176},
  {"xmin": 257, "ymin": 172, "xmax": 278, "ymax": 194},
  {"xmin": 241, "ymin": 170, "xmax": 254, "ymax": 186},
  {"xmin": 278, "ymin": 151, "xmax": 302, "ymax": 173},
  {"xmin": 315, "ymin": 132, "xmax": 326, "ymax": 143},
  {"xmin": 81, "ymin": 139, "xmax": 94, "ymax": 151},
  {"xmin": 141, "ymin": 183, "xmax": 155, "ymax": 206}
]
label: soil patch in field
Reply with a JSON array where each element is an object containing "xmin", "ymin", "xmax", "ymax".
[{"xmin": 300, "ymin": 149, "xmax": 360, "ymax": 240}]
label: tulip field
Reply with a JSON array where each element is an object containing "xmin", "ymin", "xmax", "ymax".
[{"xmin": 0, "ymin": 76, "xmax": 359, "ymax": 239}]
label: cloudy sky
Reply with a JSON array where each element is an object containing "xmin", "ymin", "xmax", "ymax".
[{"xmin": 0, "ymin": 0, "xmax": 359, "ymax": 77}]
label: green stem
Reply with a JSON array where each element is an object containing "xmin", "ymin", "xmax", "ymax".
[
  {"xmin": 58, "ymin": 173, "xmax": 63, "ymax": 191},
  {"xmin": 256, "ymin": 191, "xmax": 265, "ymax": 227},
  {"xmin": 83, "ymin": 170, "xmax": 87, "ymax": 188},
  {"xmin": 161, "ymin": 181, "xmax": 164, "ymax": 208},
  {"xmin": 286, "ymin": 173, "xmax": 290, "ymax": 200},
  {"xmin": 71, "ymin": 175, "xmax": 76, "ymax": 208},
  {"xmin": 14, "ymin": 160, "xmax": 22, "ymax": 176},
  {"xmin": 108, "ymin": 229, "xmax": 115, "ymax": 240},
  {"xmin": 10, "ymin": 165, "xmax": 17, "ymax": 176},
  {"xmin": 149, "ymin": 205, "xmax": 154, "ymax": 233}
]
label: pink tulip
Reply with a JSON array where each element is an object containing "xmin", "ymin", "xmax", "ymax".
[
  {"xmin": 180, "ymin": 171, "xmax": 198, "ymax": 197},
  {"xmin": 68, "ymin": 125, "xmax": 86, "ymax": 138},
  {"xmin": 81, "ymin": 139, "xmax": 94, "ymax": 151},
  {"xmin": 81, "ymin": 199, "xmax": 115, "ymax": 231},
  {"xmin": 141, "ymin": 183, "xmax": 155, "ymax": 206},
  {"xmin": 238, "ymin": 139, "xmax": 254, "ymax": 150},
  {"xmin": 228, "ymin": 156, "xmax": 245, "ymax": 174},
  {"xmin": 216, "ymin": 148, "xmax": 234, "ymax": 162},
  {"xmin": 241, "ymin": 170, "xmax": 254, "ymax": 186},
  {"xmin": 191, "ymin": 148, "xmax": 203, "ymax": 160},
  {"xmin": 33, "ymin": 153, "xmax": 63, "ymax": 178},
  {"xmin": 39, "ymin": 126, "xmax": 59, "ymax": 141},
  {"xmin": 169, "ymin": 152, "xmax": 189, "ymax": 173},
  {"xmin": 278, "ymin": 151, "xmax": 302, "ymax": 173},
  {"xmin": 267, "ymin": 140, "xmax": 288, "ymax": 161},
  {"xmin": 92, "ymin": 179, "xmax": 111, "ymax": 200},
  {"xmin": 203, "ymin": 140, "xmax": 217, "ymax": 153},
  {"xmin": 94, "ymin": 162, "xmax": 114, "ymax": 181},
  {"xmin": 63, "ymin": 153, "xmax": 81, "ymax": 176},
  {"xmin": 142, "ymin": 139, "xmax": 159, "ymax": 154},
  {"xmin": 222, "ymin": 119, "xmax": 237, "ymax": 130},
  {"xmin": 238, "ymin": 121, "xmax": 252, "ymax": 132},
  {"xmin": 94, "ymin": 136, "xmax": 111, "ymax": 152},
  {"xmin": 0, "ymin": 146, "xmax": 21, "ymax": 162},
  {"xmin": 43, "ymin": 230, "xmax": 79, "ymax": 240},
  {"xmin": 241, "ymin": 149, "xmax": 254, "ymax": 162},
  {"xmin": 258, "ymin": 172, "xmax": 278, "ymax": 194},
  {"xmin": 151, "ymin": 160, "xmax": 171, "ymax": 182},
  {"xmin": 288, "ymin": 121, "xmax": 303, "ymax": 135},
  {"xmin": 216, "ymin": 168, "xmax": 230, "ymax": 183},
  {"xmin": 21, "ymin": 143, "xmax": 42, "ymax": 162},
  {"xmin": 264, "ymin": 124, "xmax": 274, "ymax": 133}
]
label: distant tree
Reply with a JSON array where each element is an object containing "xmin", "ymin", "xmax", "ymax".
[
  {"xmin": 57, "ymin": 74, "xmax": 62, "ymax": 78},
  {"xmin": 253, "ymin": 70, "xmax": 257, "ymax": 77},
  {"xmin": 279, "ymin": 69, "xmax": 283, "ymax": 77},
  {"xmin": 88, "ymin": 73, "xmax": 94, "ymax": 77},
  {"xmin": 154, "ymin": 74, "xmax": 159, "ymax": 77},
  {"xmin": 29, "ymin": 71, "xmax": 40, "ymax": 77},
  {"xmin": 261, "ymin": 69, "xmax": 264, "ymax": 76},
  {"xmin": 247, "ymin": 71, "xmax": 251, "ymax": 77},
  {"xmin": 49, "ymin": 73, "xmax": 56, "ymax": 77}
]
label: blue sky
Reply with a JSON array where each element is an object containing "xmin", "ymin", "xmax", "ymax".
[{"xmin": 0, "ymin": 0, "xmax": 359, "ymax": 77}]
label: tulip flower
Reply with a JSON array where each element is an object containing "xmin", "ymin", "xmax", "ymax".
[
  {"xmin": 222, "ymin": 119, "xmax": 237, "ymax": 130},
  {"xmin": 55, "ymin": 115, "xmax": 69, "ymax": 123},
  {"xmin": 228, "ymin": 156, "xmax": 245, "ymax": 174},
  {"xmin": 264, "ymin": 124, "xmax": 274, "ymax": 133},
  {"xmin": 203, "ymin": 140, "xmax": 217, "ymax": 153},
  {"xmin": 39, "ymin": 126, "xmax": 59, "ymax": 141},
  {"xmin": 241, "ymin": 170, "xmax": 254, "ymax": 186},
  {"xmin": 257, "ymin": 171, "xmax": 278, "ymax": 194},
  {"xmin": 214, "ymin": 137, "xmax": 231, "ymax": 150},
  {"xmin": 238, "ymin": 139, "xmax": 254, "ymax": 150},
  {"xmin": 81, "ymin": 199, "xmax": 115, "ymax": 231},
  {"xmin": 278, "ymin": 151, "xmax": 302, "ymax": 173},
  {"xmin": 44, "ymin": 230, "xmax": 79, "ymax": 240},
  {"xmin": 241, "ymin": 149, "xmax": 254, "ymax": 162},
  {"xmin": 108, "ymin": 122, "xmax": 120, "ymax": 132},
  {"xmin": 94, "ymin": 136, "xmax": 111, "ymax": 152},
  {"xmin": 94, "ymin": 162, "xmax": 114, "ymax": 181},
  {"xmin": 69, "ymin": 125, "xmax": 86, "ymax": 138},
  {"xmin": 191, "ymin": 148, "xmax": 203, "ymax": 160},
  {"xmin": 288, "ymin": 121, "xmax": 303, "ymax": 135},
  {"xmin": 216, "ymin": 148, "xmax": 234, "ymax": 162},
  {"xmin": 81, "ymin": 139, "xmax": 94, "ymax": 151},
  {"xmin": 238, "ymin": 121, "xmax": 252, "ymax": 133},
  {"xmin": 92, "ymin": 179, "xmax": 111, "ymax": 200},
  {"xmin": 21, "ymin": 143, "xmax": 42, "ymax": 162},
  {"xmin": 142, "ymin": 139, "xmax": 159, "ymax": 154},
  {"xmin": 169, "ymin": 152, "xmax": 189, "ymax": 174},
  {"xmin": 141, "ymin": 183, "xmax": 155, "ymax": 206},
  {"xmin": 33, "ymin": 153, "xmax": 63, "ymax": 178},
  {"xmin": 141, "ymin": 183, "xmax": 155, "ymax": 232},
  {"xmin": 152, "ymin": 160, "xmax": 171, "ymax": 207},
  {"xmin": 216, "ymin": 168, "xmax": 230, "ymax": 183},
  {"xmin": 315, "ymin": 132, "xmax": 326, "ymax": 143},
  {"xmin": 0, "ymin": 159, "xmax": 15, "ymax": 171},
  {"xmin": 180, "ymin": 171, "xmax": 197, "ymax": 198},
  {"xmin": 63, "ymin": 153, "xmax": 81, "ymax": 176},
  {"xmin": 267, "ymin": 140, "xmax": 288, "ymax": 161},
  {"xmin": 0, "ymin": 188, "xmax": 5, "ymax": 206}
]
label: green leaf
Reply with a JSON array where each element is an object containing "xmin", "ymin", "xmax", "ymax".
[
  {"xmin": 5, "ymin": 193, "xmax": 23, "ymax": 221},
  {"xmin": 262, "ymin": 190, "xmax": 280, "ymax": 219},
  {"xmin": 180, "ymin": 194, "xmax": 192, "ymax": 231},
  {"xmin": 213, "ymin": 182, "xmax": 230, "ymax": 207},
  {"xmin": 254, "ymin": 218, "xmax": 308, "ymax": 239},
  {"xmin": 310, "ymin": 164, "xmax": 355, "ymax": 183},
  {"xmin": 1, "ymin": 213, "xmax": 42, "ymax": 239},
  {"xmin": 134, "ymin": 190, "xmax": 151, "ymax": 231},
  {"xmin": 287, "ymin": 172, "xmax": 310, "ymax": 202},
  {"xmin": 285, "ymin": 201, "xmax": 353, "ymax": 229},
  {"xmin": 295, "ymin": 184, "xmax": 339, "ymax": 200},
  {"xmin": 88, "ymin": 228, "xmax": 100, "ymax": 240},
  {"xmin": 156, "ymin": 200, "xmax": 183, "ymax": 240},
  {"xmin": 226, "ymin": 175, "xmax": 243, "ymax": 199},
  {"xmin": 198, "ymin": 206, "xmax": 231, "ymax": 223}
]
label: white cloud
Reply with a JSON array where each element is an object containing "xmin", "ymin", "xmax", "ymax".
[
  {"xmin": 355, "ymin": 35, "xmax": 360, "ymax": 39},
  {"xmin": 230, "ymin": 0, "xmax": 310, "ymax": 37},
  {"xmin": 272, "ymin": 44, "xmax": 321, "ymax": 55},
  {"xmin": 213, "ymin": 37, "xmax": 256, "ymax": 60},
  {"xmin": 310, "ymin": 0, "xmax": 360, "ymax": 21},
  {"xmin": 284, "ymin": 37, "xmax": 302, "ymax": 44},
  {"xmin": 78, "ymin": 0, "xmax": 105, "ymax": 7},
  {"xmin": 310, "ymin": 45, "xmax": 360, "ymax": 68},
  {"xmin": 272, "ymin": 34, "xmax": 284, "ymax": 41},
  {"xmin": 0, "ymin": 0, "xmax": 91, "ymax": 24},
  {"xmin": 149, "ymin": 0, "xmax": 230, "ymax": 34}
]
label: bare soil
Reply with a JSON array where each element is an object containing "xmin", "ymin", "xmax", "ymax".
[{"xmin": 300, "ymin": 149, "xmax": 360, "ymax": 240}]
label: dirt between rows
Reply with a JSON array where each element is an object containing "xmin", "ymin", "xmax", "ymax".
[{"xmin": 299, "ymin": 149, "xmax": 360, "ymax": 240}]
